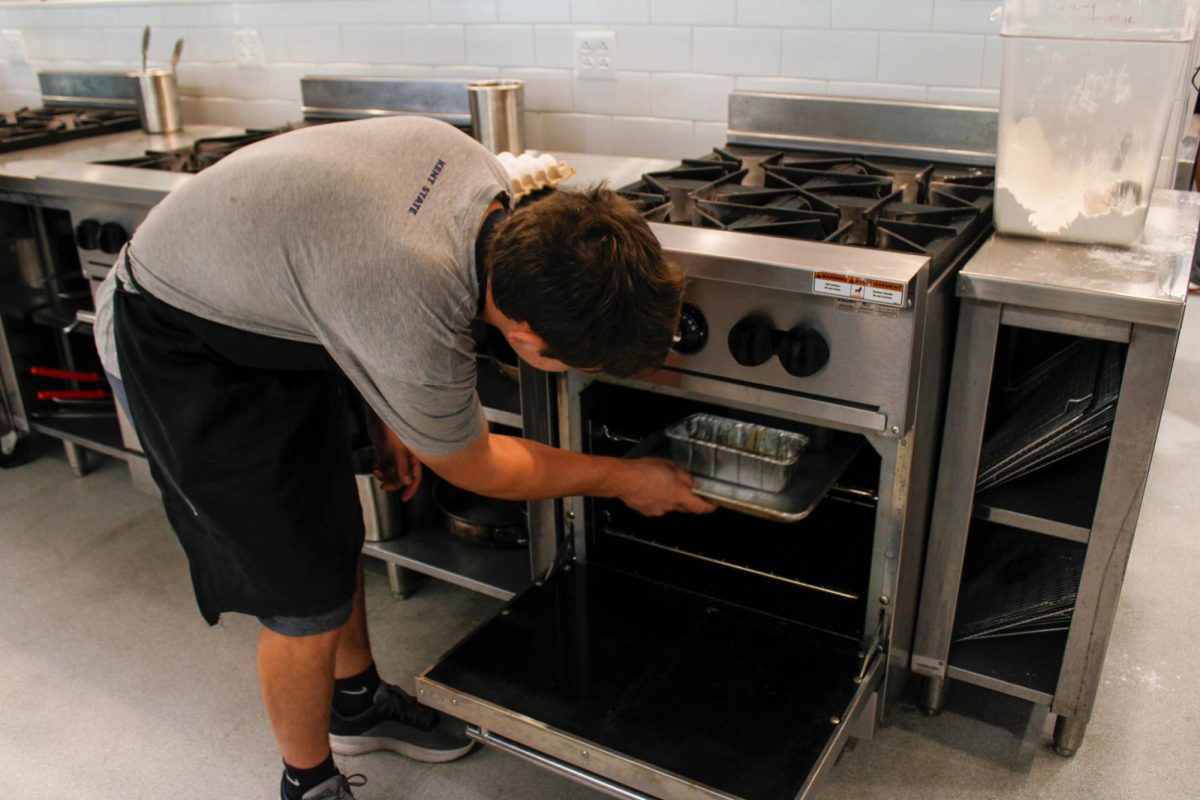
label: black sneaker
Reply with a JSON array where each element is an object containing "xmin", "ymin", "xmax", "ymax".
[
  {"xmin": 329, "ymin": 682, "xmax": 474, "ymax": 762},
  {"xmin": 280, "ymin": 773, "xmax": 365, "ymax": 800}
]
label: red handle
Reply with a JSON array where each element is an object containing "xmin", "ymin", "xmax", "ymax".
[
  {"xmin": 37, "ymin": 389, "xmax": 107, "ymax": 401},
  {"xmin": 30, "ymin": 366, "xmax": 100, "ymax": 382}
]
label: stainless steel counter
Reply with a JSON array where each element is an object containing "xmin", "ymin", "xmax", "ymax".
[
  {"xmin": 0, "ymin": 139, "xmax": 674, "ymax": 209},
  {"xmin": 0, "ymin": 125, "xmax": 244, "ymax": 205},
  {"xmin": 555, "ymin": 152, "xmax": 676, "ymax": 192},
  {"xmin": 959, "ymin": 190, "xmax": 1200, "ymax": 329}
]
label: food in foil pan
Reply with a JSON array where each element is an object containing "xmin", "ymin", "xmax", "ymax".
[{"xmin": 665, "ymin": 413, "xmax": 808, "ymax": 493}]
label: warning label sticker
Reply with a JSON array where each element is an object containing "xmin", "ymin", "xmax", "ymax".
[
  {"xmin": 835, "ymin": 299, "xmax": 900, "ymax": 319},
  {"xmin": 813, "ymin": 272, "xmax": 906, "ymax": 307}
]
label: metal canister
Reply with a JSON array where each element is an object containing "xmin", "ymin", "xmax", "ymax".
[
  {"xmin": 353, "ymin": 447, "xmax": 402, "ymax": 542},
  {"xmin": 468, "ymin": 79, "xmax": 525, "ymax": 155},
  {"xmin": 132, "ymin": 69, "xmax": 182, "ymax": 134}
]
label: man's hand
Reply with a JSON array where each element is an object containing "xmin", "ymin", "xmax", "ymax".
[
  {"xmin": 615, "ymin": 458, "xmax": 717, "ymax": 517},
  {"xmin": 372, "ymin": 424, "xmax": 423, "ymax": 502}
]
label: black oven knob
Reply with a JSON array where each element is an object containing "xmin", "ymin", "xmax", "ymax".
[
  {"xmin": 98, "ymin": 222, "xmax": 129, "ymax": 255},
  {"xmin": 75, "ymin": 219, "xmax": 102, "ymax": 250},
  {"xmin": 777, "ymin": 325, "xmax": 830, "ymax": 377},
  {"xmin": 728, "ymin": 315, "xmax": 778, "ymax": 367},
  {"xmin": 671, "ymin": 304, "xmax": 708, "ymax": 354}
]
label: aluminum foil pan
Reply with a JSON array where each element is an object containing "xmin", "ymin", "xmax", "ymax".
[{"xmin": 665, "ymin": 413, "xmax": 808, "ymax": 492}]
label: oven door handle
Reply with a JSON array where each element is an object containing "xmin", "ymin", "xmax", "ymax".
[{"xmin": 467, "ymin": 726, "xmax": 656, "ymax": 800}]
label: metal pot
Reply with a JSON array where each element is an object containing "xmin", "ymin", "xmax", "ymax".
[{"xmin": 433, "ymin": 478, "xmax": 527, "ymax": 549}]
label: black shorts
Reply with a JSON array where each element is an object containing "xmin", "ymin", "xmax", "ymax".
[{"xmin": 112, "ymin": 274, "xmax": 364, "ymax": 628}]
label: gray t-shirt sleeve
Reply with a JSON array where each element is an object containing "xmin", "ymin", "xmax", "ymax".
[{"xmin": 367, "ymin": 377, "xmax": 487, "ymax": 457}]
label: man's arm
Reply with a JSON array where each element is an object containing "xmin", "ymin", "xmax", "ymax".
[{"xmin": 417, "ymin": 428, "xmax": 715, "ymax": 517}]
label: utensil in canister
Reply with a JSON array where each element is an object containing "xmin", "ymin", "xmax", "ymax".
[
  {"xmin": 467, "ymin": 79, "xmax": 525, "ymax": 156},
  {"xmin": 433, "ymin": 478, "xmax": 527, "ymax": 549},
  {"xmin": 131, "ymin": 27, "xmax": 182, "ymax": 134}
]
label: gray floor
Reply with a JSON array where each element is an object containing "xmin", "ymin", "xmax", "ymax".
[{"xmin": 3, "ymin": 302, "xmax": 1199, "ymax": 800}]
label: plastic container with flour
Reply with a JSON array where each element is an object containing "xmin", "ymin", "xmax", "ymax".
[{"xmin": 994, "ymin": 0, "xmax": 1198, "ymax": 247}]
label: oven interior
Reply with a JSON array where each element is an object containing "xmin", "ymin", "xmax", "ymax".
[{"xmin": 579, "ymin": 380, "xmax": 881, "ymax": 642}]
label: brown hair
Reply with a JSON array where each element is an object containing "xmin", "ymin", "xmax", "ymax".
[{"xmin": 487, "ymin": 184, "xmax": 684, "ymax": 377}]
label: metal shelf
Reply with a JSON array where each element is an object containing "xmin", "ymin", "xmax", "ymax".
[
  {"xmin": 476, "ymin": 355, "xmax": 522, "ymax": 431},
  {"xmin": 972, "ymin": 445, "xmax": 1107, "ymax": 544},
  {"xmin": 483, "ymin": 407, "xmax": 523, "ymax": 430},
  {"xmin": 947, "ymin": 631, "xmax": 1068, "ymax": 706},
  {"xmin": 362, "ymin": 523, "xmax": 530, "ymax": 601},
  {"xmin": 31, "ymin": 415, "xmax": 142, "ymax": 463}
]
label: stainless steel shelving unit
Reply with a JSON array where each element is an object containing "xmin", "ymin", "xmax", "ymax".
[
  {"xmin": 912, "ymin": 191, "xmax": 1200, "ymax": 756},
  {"xmin": 363, "ymin": 526, "xmax": 529, "ymax": 601},
  {"xmin": 363, "ymin": 355, "xmax": 540, "ymax": 601}
]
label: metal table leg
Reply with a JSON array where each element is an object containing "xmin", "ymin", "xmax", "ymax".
[
  {"xmin": 63, "ymin": 440, "xmax": 89, "ymax": 477},
  {"xmin": 386, "ymin": 562, "xmax": 425, "ymax": 599},
  {"xmin": 1049, "ymin": 324, "xmax": 1180, "ymax": 755},
  {"xmin": 911, "ymin": 300, "xmax": 1003, "ymax": 708},
  {"xmin": 923, "ymin": 675, "xmax": 949, "ymax": 716},
  {"xmin": 1053, "ymin": 715, "xmax": 1087, "ymax": 757}
]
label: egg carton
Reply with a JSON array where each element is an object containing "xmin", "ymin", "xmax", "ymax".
[{"xmin": 498, "ymin": 151, "xmax": 576, "ymax": 203}]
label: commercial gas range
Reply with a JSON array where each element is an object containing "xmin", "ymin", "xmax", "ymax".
[
  {"xmin": 0, "ymin": 70, "xmax": 273, "ymax": 484},
  {"xmin": 414, "ymin": 94, "xmax": 1001, "ymax": 800},
  {"xmin": 0, "ymin": 74, "xmax": 483, "ymax": 489}
]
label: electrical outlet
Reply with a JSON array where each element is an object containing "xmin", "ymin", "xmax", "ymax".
[
  {"xmin": 2, "ymin": 30, "xmax": 28, "ymax": 64},
  {"xmin": 234, "ymin": 29, "xmax": 264, "ymax": 68},
  {"xmin": 574, "ymin": 31, "xmax": 616, "ymax": 81}
]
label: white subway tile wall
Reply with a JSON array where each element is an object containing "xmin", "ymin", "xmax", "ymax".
[
  {"xmin": 0, "ymin": 0, "xmax": 1053, "ymax": 157},
  {"xmin": 736, "ymin": 1, "xmax": 831, "ymax": 28},
  {"xmin": 691, "ymin": 27, "xmax": 780, "ymax": 76},
  {"xmin": 466, "ymin": 24, "xmax": 536, "ymax": 65},
  {"xmin": 573, "ymin": 70, "xmax": 651, "ymax": 116},
  {"xmin": 612, "ymin": 115, "xmax": 692, "ymax": 158},
  {"xmin": 878, "ymin": 32, "xmax": 984, "ymax": 87},
  {"xmin": 833, "ymin": 0, "xmax": 932, "ymax": 32}
]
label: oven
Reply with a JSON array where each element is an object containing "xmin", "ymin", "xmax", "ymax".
[
  {"xmin": 416, "ymin": 227, "xmax": 952, "ymax": 799},
  {"xmin": 413, "ymin": 94, "xmax": 1000, "ymax": 799},
  {"xmin": 0, "ymin": 193, "xmax": 97, "ymax": 469}
]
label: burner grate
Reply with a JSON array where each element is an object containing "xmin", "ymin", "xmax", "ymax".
[
  {"xmin": 0, "ymin": 106, "xmax": 141, "ymax": 153},
  {"xmin": 92, "ymin": 125, "xmax": 306, "ymax": 174},
  {"xmin": 619, "ymin": 146, "xmax": 995, "ymax": 268}
]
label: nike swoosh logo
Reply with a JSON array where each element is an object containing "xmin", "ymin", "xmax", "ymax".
[
  {"xmin": 340, "ymin": 686, "xmax": 369, "ymax": 695},
  {"xmin": 285, "ymin": 775, "xmax": 300, "ymax": 787}
]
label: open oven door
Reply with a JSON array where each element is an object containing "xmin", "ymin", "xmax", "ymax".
[{"xmin": 416, "ymin": 561, "xmax": 883, "ymax": 800}]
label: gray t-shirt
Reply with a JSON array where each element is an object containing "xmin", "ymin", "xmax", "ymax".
[{"xmin": 94, "ymin": 115, "xmax": 510, "ymax": 455}]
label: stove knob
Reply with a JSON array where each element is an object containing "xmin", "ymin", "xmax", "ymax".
[
  {"xmin": 728, "ymin": 315, "xmax": 778, "ymax": 367},
  {"xmin": 671, "ymin": 304, "xmax": 708, "ymax": 354},
  {"xmin": 98, "ymin": 222, "xmax": 129, "ymax": 255},
  {"xmin": 75, "ymin": 219, "xmax": 101, "ymax": 251},
  {"xmin": 777, "ymin": 325, "xmax": 830, "ymax": 378}
]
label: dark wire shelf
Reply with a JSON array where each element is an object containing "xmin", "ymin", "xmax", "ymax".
[
  {"xmin": 973, "ymin": 444, "xmax": 1107, "ymax": 544},
  {"xmin": 947, "ymin": 630, "xmax": 1068, "ymax": 706}
]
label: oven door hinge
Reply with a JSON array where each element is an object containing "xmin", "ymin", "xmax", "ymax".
[{"xmin": 855, "ymin": 612, "xmax": 889, "ymax": 685}]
